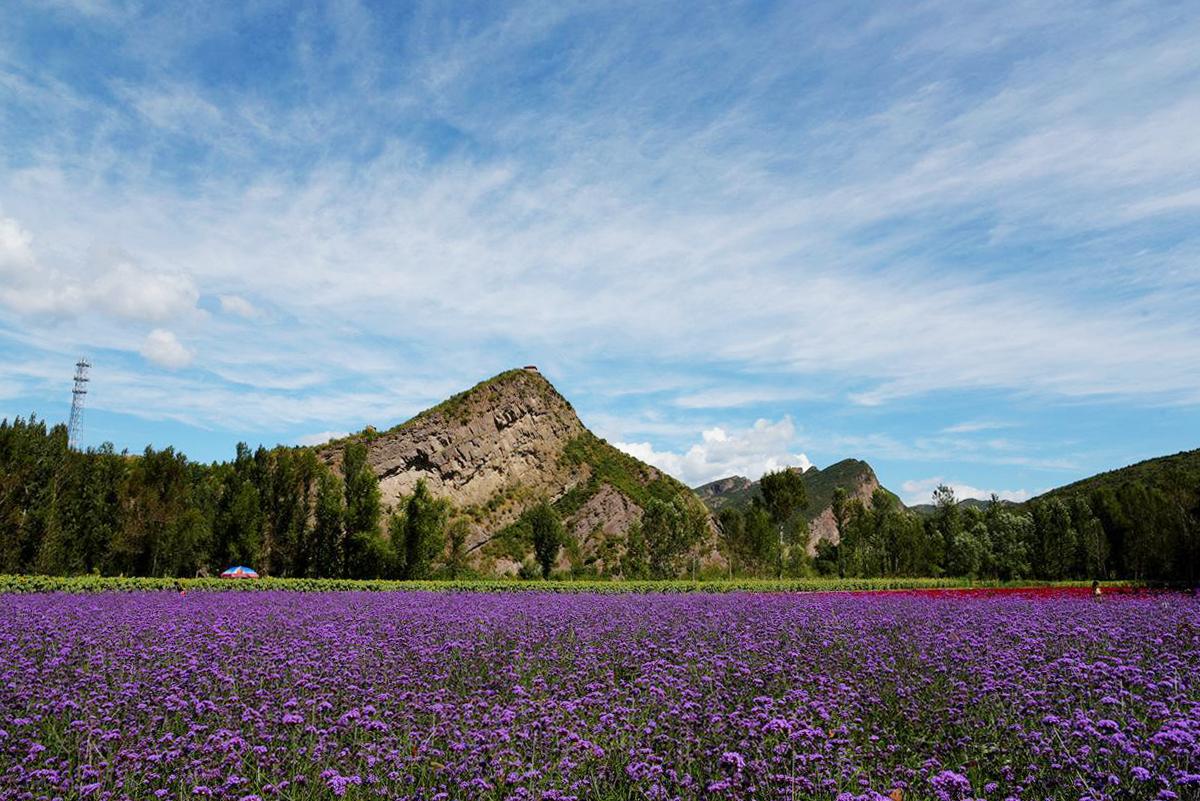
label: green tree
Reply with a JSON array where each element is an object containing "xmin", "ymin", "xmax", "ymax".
[
  {"xmin": 111, "ymin": 446, "xmax": 195, "ymax": 576},
  {"xmin": 529, "ymin": 502, "xmax": 565, "ymax": 578},
  {"xmin": 0, "ymin": 416, "xmax": 68, "ymax": 573},
  {"xmin": 830, "ymin": 486, "xmax": 851, "ymax": 579},
  {"xmin": 308, "ymin": 468, "xmax": 344, "ymax": 577},
  {"xmin": 286, "ymin": 450, "xmax": 322, "ymax": 578},
  {"xmin": 929, "ymin": 484, "xmax": 962, "ymax": 576},
  {"xmin": 869, "ymin": 488, "xmax": 904, "ymax": 576},
  {"xmin": 621, "ymin": 521, "xmax": 649, "ymax": 579},
  {"xmin": 758, "ymin": 469, "xmax": 807, "ymax": 578},
  {"xmin": 445, "ymin": 518, "xmax": 471, "ymax": 579},
  {"xmin": 948, "ymin": 506, "xmax": 986, "ymax": 578},
  {"xmin": 212, "ymin": 443, "xmax": 261, "ymax": 571},
  {"xmin": 1070, "ymin": 496, "xmax": 1108, "ymax": 579},
  {"xmin": 841, "ymin": 499, "xmax": 872, "ymax": 576},
  {"xmin": 261, "ymin": 448, "xmax": 307, "ymax": 577},
  {"xmin": 716, "ymin": 507, "xmax": 745, "ymax": 577},
  {"xmin": 402, "ymin": 479, "xmax": 449, "ymax": 580},
  {"xmin": 341, "ymin": 442, "xmax": 382, "ymax": 578},
  {"xmin": 742, "ymin": 502, "xmax": 778, "ymax": 577},
  {"xmin": 640, "ymin": 495, "xmax": 707, "ymax": 579},
  {"xmin": 983, "ymin": 497, "xmax": 1032, "ymax": 580},
  {"xmin": 1031, "ymin": 497, "xmax": 1077, "ymax": 580}
]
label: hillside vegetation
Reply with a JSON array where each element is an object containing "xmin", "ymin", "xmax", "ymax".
[{"xmin": 699, "ymin": 451, "xmax": 1199, "ymax": 584}]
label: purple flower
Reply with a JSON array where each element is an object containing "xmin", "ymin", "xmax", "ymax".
[{"xmin": 0, "ymin": 590, "xmax": 1196, "ymax": 801}]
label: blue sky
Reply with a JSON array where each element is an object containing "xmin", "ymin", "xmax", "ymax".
[{"xmin": 1, "ymin": 0, "xmax": 1198, "ymax": 504}]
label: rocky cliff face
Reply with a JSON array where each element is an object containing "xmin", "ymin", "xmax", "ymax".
[
  {"xmin": 694, "ymin": 476, "xmax": 753, "ymax": 507},
  {"xmin": 320, "ymin": 369, "xmax": 584, "ymax": 512},
  {"xmin": 803, "ymin": 461, "xmax": 882, "ymax": 550},
  {"xmin": 317, "ymin": 368, "xmax": 720, "ymax": 575}
]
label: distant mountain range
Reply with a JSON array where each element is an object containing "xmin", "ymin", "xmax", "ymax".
[
  {"xmin": 693, "ymin": 450, "xmax": 1200, "ymax": 536},
  {"xmin": 906, "ymin": 498, "xmax": 1019, "ymax": 517},
  {"xmin": 694, "ymin": 460, "xmax": 904, "ymax": 548}
]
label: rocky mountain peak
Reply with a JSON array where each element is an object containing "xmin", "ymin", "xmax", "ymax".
[
  {"xmin": 694, "ymin": 475, "xmax": 753, "ymax": 501},
  {"xmin": 316, "ymin": 369, "xmax": 720, "ymax": 575},
  {"xmin": 318, "ymin": 369, "xmax": 584, "ymax": 510}
]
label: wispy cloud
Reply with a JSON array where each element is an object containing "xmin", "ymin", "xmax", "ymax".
[
  {"xmin": 218, "ymin": 294, "xmax": 259, "ymax": 319},
  {"xmin": 941, "ymin": 421, "xmax": 1016, "ymax": 434},
  {"xmin": 297, "ymin": 430, "xmax": 350, "ymax": 447},
  {"xmin": 0, "ymin": 0, "xmax": 1196, "ymax": 478}
]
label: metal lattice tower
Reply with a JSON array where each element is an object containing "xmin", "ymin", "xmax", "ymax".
[{"xmin": 67, "ymin": 358, "xmax": 91, "ymax": 451}]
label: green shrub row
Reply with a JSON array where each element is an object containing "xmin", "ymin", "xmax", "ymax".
[{"xmin": 0, "ymin": 574, "xmax": 1124, "ymax": 594}]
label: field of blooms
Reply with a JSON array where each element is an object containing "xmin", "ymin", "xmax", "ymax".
[{"xmin": 1, "ymin": 591, "xmax": 1197, "ymax": 801}]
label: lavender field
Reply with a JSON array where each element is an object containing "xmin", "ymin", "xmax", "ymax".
[{"xmin": 1, "ymin": 591, "xmax": 1197, "ymax": 801}]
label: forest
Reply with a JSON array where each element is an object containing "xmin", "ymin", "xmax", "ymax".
[
  {"xmin": 715, "ymin": 477, "xmax": 1198, "ymax": 583},
  {"xmin": 1, "ymin": 415, "xmax": 1197, "ymax": 582}
]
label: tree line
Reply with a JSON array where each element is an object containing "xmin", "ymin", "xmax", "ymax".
[
  {"xmin": 0, "ymin": 415, "xmax": 702, "ymax": 581},
  {"xmin": 0, "ymin": 416, "xmax": 457, "ymax": 579},
  {"xmin": 3, "ymin": 415, "xmax": 1196, "ymax": 581},
  {"xmin": 715, "ymin": 470, "xmax": 1199, "ymax": 583}
]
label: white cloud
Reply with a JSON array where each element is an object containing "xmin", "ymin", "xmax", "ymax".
[
  {"xmin": 615, "ymin": 416, "xmax": 813, "ymax": 487},
  {"xmin": 673, "ymin": 387, "xmax": 825, "ymax": 409},
  {"xmin": 296, "ymin": 430, "xmax": 350, "ymax": 446},
  {"xmin": 140, "ymin": 329, "xmax": 193, "ymax": 369},
  {"xmin": 218, "ymin": 294, "xmax": 259, "ymax": 319},
  {"xmin": 0, "ymin": 216, "xmax": 86, "ymax": 316},
  {"xmin": 900, "ymin": 477, "xmax": 1031, "ymax": 507},
  {"xmin": 0, "ymin": 216, "xmax": 35, "ymax": 271},
  {"xmin": 93, "ymin": 262, "xmax": 199, "ymax": 323},
  {"xmin": 0, "ymin": 216, "xmax": 199, "ymax": 323},
  {"xmin": 941, "ymin": 421, "xmax": 1015, "ymax": 434}
]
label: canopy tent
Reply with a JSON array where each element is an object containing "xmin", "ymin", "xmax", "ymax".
[{"xmin": 220, "ymin": 566, "xmax": 260, "ymax": 579}]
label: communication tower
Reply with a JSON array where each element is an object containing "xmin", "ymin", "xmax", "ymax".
[{"xmin": 67, "ymin": 358, "xmax": 90, "ymax": 451}]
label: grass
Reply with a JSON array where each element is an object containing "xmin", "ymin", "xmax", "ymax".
[{"xmin": 0, "ymin": 574, "xmax": 1132, "ymax": 594}]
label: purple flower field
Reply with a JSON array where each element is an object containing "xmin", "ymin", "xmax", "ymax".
[{"xmin": 1, "ymin": 591, "xmax": 1197, "ymax": 801}]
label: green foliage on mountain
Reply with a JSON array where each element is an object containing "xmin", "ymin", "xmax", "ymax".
[
  {"xmin": 1039, "ymin": 449, "xmax": 1200, "ymax": 502},
  {"xmin": 556, "ymin": 431, "xmax": 691, "ymax": 517},
  {"xmin": 1025, "ymin": 449, "xmax": 1200, "ymax": 583}
]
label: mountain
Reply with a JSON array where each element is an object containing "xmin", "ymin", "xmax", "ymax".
[
  {"xmin": 908, "ymin": 449, "xmax": 1200, "ymax": 515},
  {"xmin": 1034, "ymin": 448, "xmax": 1200, "ymax": 503},
  {"xmin": 317, "ymin": 367, "xmax": 718, "ymax": 576},
  {"xmin": 695, "ymin": 459, "xmax": 902, "ymax": 550},
  {"xmin": 693, "ymin": 475, "xmax": 756, "ymax": 510},
  {"xmin": 907, "ymin": 498, "xmax": 1019, "ymax": 517}
]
